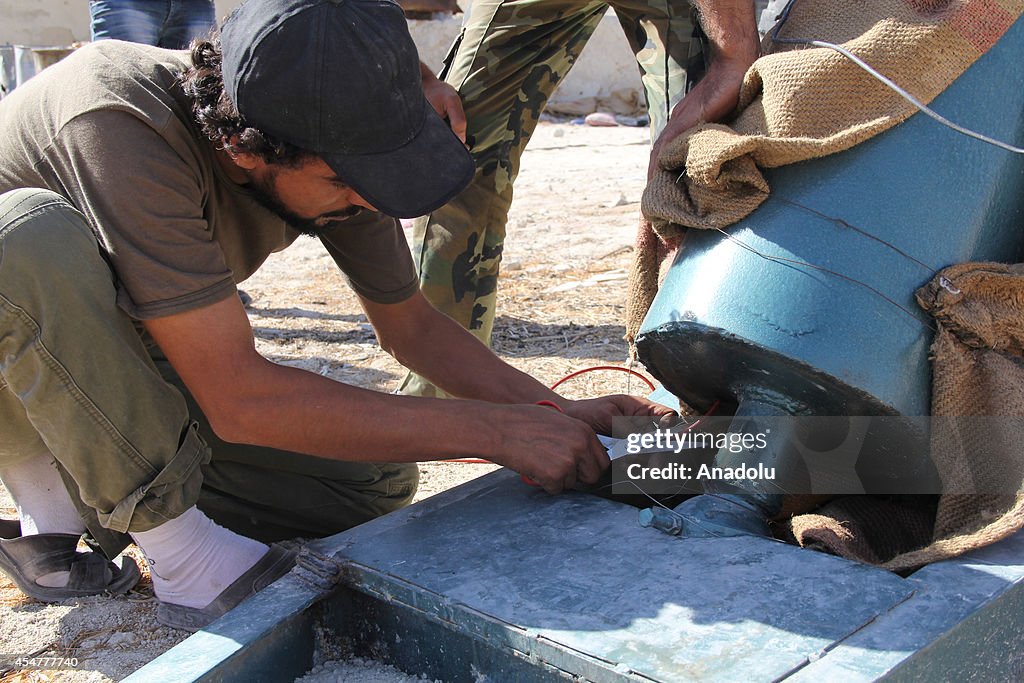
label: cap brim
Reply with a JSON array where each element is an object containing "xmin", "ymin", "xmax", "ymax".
[{"xmin": 323, "ymin": 104, "xmax": 474, "ymax": 219}]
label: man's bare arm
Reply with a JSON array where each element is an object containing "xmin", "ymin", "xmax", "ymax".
[
  {"xmin": 363, "ymin": 291, "xmax": 563, "ymax": 405},
  {"xmin": 142, "ymin": 294, "xmax": 610, "ymax": 493},
  {"xmin": 361, "ymin": 291, "xmax": 676, "ymax": 427}
]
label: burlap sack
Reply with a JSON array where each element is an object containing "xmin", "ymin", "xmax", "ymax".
[
  {"xmin": 628, "ymin": 0, "xmax": 1024, "ymax": 341},
  {"xmin": 782, "ymin": 264, "xmax": 1024, "ymax": 570}
]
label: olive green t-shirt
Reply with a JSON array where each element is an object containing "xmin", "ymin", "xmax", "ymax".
[{"xmin": 0, "ymin": 41, "xmax": 419, "ymax": 319}]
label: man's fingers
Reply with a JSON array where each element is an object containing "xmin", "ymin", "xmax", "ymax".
[
  {"xmin": 609, "ymin": 393, "xmax": 677, "ymax": 418},
  {"xmin": 563, "ymin": 466, "xmax": 577, "ymax": 493},
  {"xmin": 579, "ymin": 452, "xmax": 606, "ymax": 485},
  {"xmin": 421, "ymin": 78, "xmax": 468, "ymax": 144},
  {"xmin": 647, "ymin": 143, "xmax": 662, "ymax": 180},
  {"xmin": 577, "ymin": 431, "xmax": 610, "ymax": 484},
  {"xmin": 501, "ymin": 406, "xmax": 616, "ymax": 493},
  {"xmin": 538, "ymin": 434, "xmax": 604, "ymax": 492},
  {"xmin": 541, "ymin": 478, "xmax": 564, "ymax": 495},
  {"xmin": 446, "ymin": 98, "xmax": 468, "ymax": 144}
]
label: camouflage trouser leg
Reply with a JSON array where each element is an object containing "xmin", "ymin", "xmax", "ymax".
[{"xmin": 400, "ymin": 0, "xmax": 700, "ymax": 397}]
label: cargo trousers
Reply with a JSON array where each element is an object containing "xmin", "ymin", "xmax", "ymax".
[
  {"xmin": 401, "ymin": 0, "xmax": 702, "ymax": 397},
  {"xmin": 0, "ymin": 189, "xmax": 417, "ymax": 558}
]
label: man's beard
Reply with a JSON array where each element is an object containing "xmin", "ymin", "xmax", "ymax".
[{"xmin": 246, "ymin": 168, "xmax": 363, "ymax": 237}]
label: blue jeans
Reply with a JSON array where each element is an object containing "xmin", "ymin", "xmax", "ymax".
[{"xmin": 89, "ymin": 0, "xmax": 217, "ymax": 50}]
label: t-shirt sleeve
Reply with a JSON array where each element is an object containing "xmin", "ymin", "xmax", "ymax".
[
  {"xmin": 318, "ymin": 211, "xmax": 420, "ymax": 304},
  {"xmin": 46, "ymin": 110, "xmax": 236, "ymax": 319}
]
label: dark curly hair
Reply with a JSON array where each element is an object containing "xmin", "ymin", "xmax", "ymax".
[{"xmin": 180, "ymin": 36, "xmax": 313, "ymax": 167}]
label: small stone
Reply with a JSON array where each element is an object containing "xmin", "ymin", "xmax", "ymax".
[
  {"xmin": 584, "ymin": 112, "xmax": 619, "ymax": 127},
  {"xmin": 591, "ymin": 271, "xmax": 628, "ymax": 283},
  {"xmin": 604, "ymin": 193, "xmax": 630, "ymax": 208},
  {"xmin": 106, "ymin": 631, "xmax": 136, "ymax": 647}
]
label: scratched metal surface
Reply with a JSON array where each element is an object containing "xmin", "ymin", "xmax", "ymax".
[
  {"xmin": 336, "ymin": 475, "xmax": 915, "ymax": 682},
  {"xmin": 788, "ymin": 530, "xmax": 1024, "ymax": 682},
  {"xmin": 126, "ymin": 470, "xmax": 1024, "ymax": 682}
]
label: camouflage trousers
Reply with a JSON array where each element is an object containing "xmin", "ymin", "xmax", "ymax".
[{"xmin": 400, "ymin": 0, "xmax": 703, "ymax": 397}]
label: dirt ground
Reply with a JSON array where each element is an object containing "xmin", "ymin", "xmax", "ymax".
[{"xmin": 0, "ymin": 121, "xmax": 664, "ymax": 682}]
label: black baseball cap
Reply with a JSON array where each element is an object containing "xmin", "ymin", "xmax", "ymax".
[{"xmin": 220, "ymin": 0, "xmax": 474, "ymax": 218}]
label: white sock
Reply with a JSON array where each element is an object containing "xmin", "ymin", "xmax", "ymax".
[
  {"xmin": 0, "ymin": 451, "xmax": 88, "ymax": 588},
  {"xmin": 131, "ymin": 506, "xmax": 268, "ymax": 609},
  {"xmin": 0, "ymin": 451, "xmax": 86, "ymax": 536}
]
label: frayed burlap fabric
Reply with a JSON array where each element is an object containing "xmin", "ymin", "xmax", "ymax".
[
  {"xmin": 782, "ymin": 264, "xmax": 1024, "ymax": 570},
  {"xmin": 628, "ymin": 0, "xmax": 1024, "ymax": 341}
]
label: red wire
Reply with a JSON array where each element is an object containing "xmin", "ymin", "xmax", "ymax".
[
  {"xmin": 436, "ymin": 362, "xmax": 724, "ymax": 464},
  {"xmin": 441, "ymin": 365, "xmax": 657, "ymax": 464},
  {"xmin": 549, "ymin": 365, "xmax": 656, "ymax": 393},
  {"xmin": 684, "ymin": 399, "xmax": 721, "ymax": 431}
]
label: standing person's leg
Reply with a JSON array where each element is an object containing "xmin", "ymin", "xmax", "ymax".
[
  {"xmin": 401, "ymin": 0, "xmax": 609, "ymax": 398},
  {"xmin": 610, "ymin": 0, "xmax": 702, "ymax": 344},
  {"xmin": 159, "ymin": 0, "xmax": 217, "ymax": 50},
  {"xmin": 611, "ymin": 0, "xmax": 702, "ymax": 141},
  {"xmin": 89, "ymin": 0, "xmax": 167, "ymax": 45}
]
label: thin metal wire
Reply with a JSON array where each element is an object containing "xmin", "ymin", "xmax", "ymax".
[
  {"xmin": 711, "ymin": 226, "xmax": 937, "ymax": 331},
  {"xmin": 594, "ymin": 415, "xmax": 802, "ymax": 542},
  {"xmin": 589, "ymin": 478, "xmax": 794, "ymax": 545},
  {"xmin": 769, "ymin": 0, "xmax": 1024, "ymax": 155},
  {"xmin": 587, "ymin": 478, "xmax": 727, "ymax": 537},
  {"xmin": 773, "ymin": 196, "xmax": 937, "ymax": 273}
]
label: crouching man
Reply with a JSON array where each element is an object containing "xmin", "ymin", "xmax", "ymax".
[{"xmin": 0, "ymin": 0, "xmax": 672, "ymax": 631}]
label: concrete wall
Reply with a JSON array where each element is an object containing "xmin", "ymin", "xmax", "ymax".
[
  {"xmin": 0, "ymin": 1, "xmax": 92, "ymax": 46},
  {"xmin": 0, "ymin": 1, "xmax": 242, "ymax": 45},
  {"xmin": 0, "ymin": 1, "xmax": 642, "ymax": 108}
]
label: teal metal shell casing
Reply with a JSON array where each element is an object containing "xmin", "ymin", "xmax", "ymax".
[{"xmin": 635, "ymin": 17, "xmax": 1024, "ymax": 422}]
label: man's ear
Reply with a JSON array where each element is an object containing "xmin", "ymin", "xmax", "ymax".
[{"xmin": 221, "ymin": 136, "xmax": 260, "ymax": 171}]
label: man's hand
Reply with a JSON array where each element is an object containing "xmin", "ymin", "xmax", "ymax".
[
  {"xmin": 563, "ymin": 394, "xmax": 677, "ymax": 436},
  {"xmin": 488, "ymin": 404, "xmax": 612, "ymax": 494},
  {"xmin": 647, "ymin": 57, "xmax": 753, "ymax": 179},
  {"xmin": 648, "ymin": 1, "xmax": 760, "ymax": 179},
  {"xmin": 490, "ymin": 396, "xmax": 677, "ymax": 493},
  {"xmin": 420, "ymin": 61, "xmax": 468, "ymax": 144}
]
